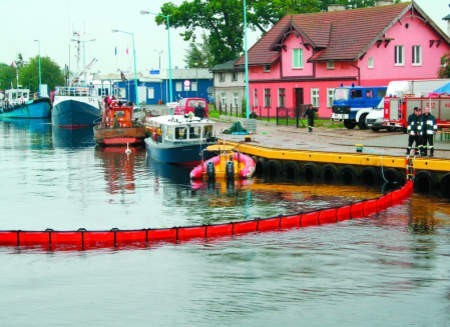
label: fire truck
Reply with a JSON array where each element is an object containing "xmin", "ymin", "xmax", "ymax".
[
  {"xmin": 382, "ymin": 79, "xmax": 450, "ymax": 132},
  {"xmin": 331, "ymin": 85, "xmax": 387, "ymax": 129}
]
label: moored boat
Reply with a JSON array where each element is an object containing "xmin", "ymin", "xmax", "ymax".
[
  {"xmin": 144, "ymin": 114, "xmax": 217, "ymax": 165},
  {"xmin": 0, "ymin": 88, "xmax": 51, "ymax": 118},
  {"xmin": 52, "ymin": 86, "xmax": 101, "ymax": 128},
  {"xmin": 190, "ymin": 144, "xmax": 256, "ymax": 180},
  {"xmin": 93, "ymin": 100, "xmax": 146, "ymax": 146}
]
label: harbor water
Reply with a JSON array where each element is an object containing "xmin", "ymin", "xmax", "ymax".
[{"xmin": 0, "ymin": 118, "xmax": 448, "ymax": 326}]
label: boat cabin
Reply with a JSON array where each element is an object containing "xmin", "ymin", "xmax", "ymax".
[
  {"xmin": 145, "ymin": 115, "xmax": 215, "ymax": 144},
  {"xmin": 2, "ymin": 89, "xmax": 30, "ymax": 106},
  {"xmin": 102, "ymin": 101, "xmax": 134, "ymax": 128}
]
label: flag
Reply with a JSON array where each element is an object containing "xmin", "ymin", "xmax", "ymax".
[{"xmin": 126, "ymin": 48, "xmax": 129, "ymax": 55}]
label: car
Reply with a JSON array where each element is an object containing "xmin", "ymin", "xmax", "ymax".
[{"xmin": 173, "ymin": 97, "xmax": 209, "ymax": 117}]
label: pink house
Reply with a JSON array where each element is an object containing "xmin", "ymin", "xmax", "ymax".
[{"xmin": 236, "ymin": 2, "xmax": 450, "ymax": 118}]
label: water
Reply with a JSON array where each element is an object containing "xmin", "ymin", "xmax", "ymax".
[{"xmin": 0, "ymin": 118, "xmax": 449, "ymax": 327}]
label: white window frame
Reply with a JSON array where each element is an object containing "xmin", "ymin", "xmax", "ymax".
[
  {"xmin": 292, "ymin": 48, "xmax": 304, "ymax": 69},
  {"xmin": 278, "ymin": 88, "xmax": 286, "ymax": 108},
  {"xmin": 191, "ymin": 81, "xmax": 198, "ymax": 92},
  {"xmin": 412, "ymin": 45, "xmax": 422, "ymax": 66},
  {"xmin": 327, "ymin": 88, "xmax": 334, "ymax": 108},
  {"xmin": 176, "ymin": 82, "xmax": 182, "ymax": 92},
  {"xmin": 394, "ymin": 45, "xmax": 404, "ymax": 66},
  {"xmin": 311, "ymin": 88, "xmax": 319, "ymax": 108},
  {"xmin": 253, "ymin": 88, "xmax": 258, "ymax": 107},
  {"xmin": 368, "ymin": 57, "xmax": 374, "ymax": 69},
  {"xmin": 326, "ymin": 61, "xmax": 335, "ymax": 70}
]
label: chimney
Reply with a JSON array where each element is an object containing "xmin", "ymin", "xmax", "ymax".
[
  {"xmin": 328, "ymin": 4, "xmax": 346, "ymax": 12},
  {"xmin": 444, "ymin": 14, "xmax": 450, "ymax": 37},
  {"xmin": 375, "ymin": 0, "xmax": 393, "ymax": 6}
]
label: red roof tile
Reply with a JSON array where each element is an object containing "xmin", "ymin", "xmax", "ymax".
[{"xmin": 237, "ymin": 2, "xmax": 423, "ymax": 66}]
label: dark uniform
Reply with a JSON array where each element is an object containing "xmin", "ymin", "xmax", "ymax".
[
  {"xmin": 303, "ymin": 106, "xmax": 316, "ymax": 133},
  {"xmin": 406, "ymin": 107, "xmax": 423, "ymax": 156},
  {"xmin": 421, "ymin": 108, "xmax": 437, "ymax": 157},
  {"xmin": 194, "ymin": 103, "xmax": 206, "ymax": 119}
]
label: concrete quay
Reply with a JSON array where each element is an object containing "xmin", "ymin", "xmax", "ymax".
[{"xmin": 215, "ymin": 117, "xmax": 450, "ymax": 160}]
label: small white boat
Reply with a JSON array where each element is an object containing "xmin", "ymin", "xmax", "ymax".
[{"xmin": 144, "ymin": 114, "xmax": 217, "ymax": 165}]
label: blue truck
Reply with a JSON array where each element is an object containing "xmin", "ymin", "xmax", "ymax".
[{"xmin": 331, "ymin": 85, "xmax": 387, "ymax": 129}]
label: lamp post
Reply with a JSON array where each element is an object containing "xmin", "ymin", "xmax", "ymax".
[
  {"xmin": 243, "ymin": 0, "xmax": 250, "ymax": 119},
  {"xmin": 33, "ymin": 39, "xmax": 41, "ymax": 96},
  {"xmin": 112, "ymin": 29, "xmax": 139, "ymax": 105},
  {"xmin": 140, "ymin": 10, "xmax": 173, "ymax": 103}
]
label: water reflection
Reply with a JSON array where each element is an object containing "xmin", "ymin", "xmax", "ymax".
[
  {"xmin": 95, "ymin": 146, "xmax": 145, "ymax": 194},
  {"xmin": 52, "ymin": 126, "xmax": 95, "ymax": 148},
  {"xmin": 0, "ymin": 118, "xmax": 52, "ymax": 149}
]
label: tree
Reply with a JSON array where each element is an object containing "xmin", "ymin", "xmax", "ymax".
[
  {"xmin": 0, "ymin": 63, "xmax": 17, "ymax": 90},
  {"xmin": 158, "ymin": 0, "xmax": 384, "ymax": 66},
  {"xmin": 438, "ymin": 53, "xmax": 450, "ymax": 78},
  {"xmin": 19, "ymin": 56, "xmax": 65, "ymax": 93},
  {"xmin": 185, "ymin": 34, "xmax": 213, "ymax": 68}
]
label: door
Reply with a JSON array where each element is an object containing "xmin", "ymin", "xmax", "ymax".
[{"xmin": 294, "ymin": 88, "xmax": 304, "ymax": 116}]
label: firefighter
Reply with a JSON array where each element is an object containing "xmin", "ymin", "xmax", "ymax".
[
  {"xmin": 303, "ymin": 105, "xmax": 316, "ymax": 133},
  {"xmin": 421, "ymin": 106, "xmax": 437, "ymax": 157},
  {"xmin": 406, "ymin": 106, "xmax": 423, "ymax": 156}
]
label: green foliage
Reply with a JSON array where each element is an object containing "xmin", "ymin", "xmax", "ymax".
[
  {"xmin": 184, "ymin": 34, "xmax": 212, "ymax": 68},
  {"xmin": 438, "ymin": 53, "xmax": 450, "ymax": 78},
  {"xmin": 19, "ymin": 56, "xmax": 65, "ymax": 92},
  {"xmin": 158, "ymin": 0, "xmax": 379, "ymax": 67},
  {"xmin": 0, "ymin": 63, "xmax": 17, "ymax": 90}
]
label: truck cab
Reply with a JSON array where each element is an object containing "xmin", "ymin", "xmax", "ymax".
[{"xmin": 331, "ymin": 86, "xmax": 387, "ymax": 129}]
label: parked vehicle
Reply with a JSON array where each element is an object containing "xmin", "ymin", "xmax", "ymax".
[
  {"xmin": 173, "ymin": 97, "xmax": 209, "ymax": 117},
  {"xmin": 331, "ymin": 85, "xmax": 387, "ymax": 129},
  {"xmin": 383, "ymin": 79, "xmax": 450, "ymax": 132}
]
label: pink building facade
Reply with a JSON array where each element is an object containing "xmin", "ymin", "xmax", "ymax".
[{"xmin": 240, "ymin": 2, "xmax": 450, "ymax": 118}]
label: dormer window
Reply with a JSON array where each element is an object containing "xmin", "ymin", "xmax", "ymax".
[
  {"xmin": 263, "ymin": 64, "xmax": 271, "ymax": 72},
  {"xmin": 292, "ymin": 48, "xmax": 304, "ymax": 69},
  {"xmin": 326, "ymin": 61, "xmax": 335, "ymax": 69}
]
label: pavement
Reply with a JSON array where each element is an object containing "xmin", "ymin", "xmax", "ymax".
[{"xmin": 215, "ymin": 116, "xmax": 450, "ymax": 159}]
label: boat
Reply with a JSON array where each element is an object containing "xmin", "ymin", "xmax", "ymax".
[
  {"xmin": 52, "ymin": 85, "xmax": 101, "ymax": 128},
  {"xmin": 93, "ymin": 100, "xmax": 146, "ymax": 146},
  {"xmin": 52, "ymin": 57, "xmax": 102, "ymax": 128},
  {"xmin": 0, "ymin": 88, "xmax": 51, "ymax": 118},
  {"xmin": 190, "ymin": 144, "xmax": 256, "ymax": 180},
  {"xmin": 144, "ymin": 114, "xmax": 217, "ymax": 165}
]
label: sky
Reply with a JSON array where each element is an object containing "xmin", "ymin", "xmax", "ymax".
[{"xmin": 0, "ymin": 0, "xmax": 448, "ymax": 77}]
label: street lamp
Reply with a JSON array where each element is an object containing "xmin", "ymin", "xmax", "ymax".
[
  {"xmin": 140, "ymin": 10, "xmax": 173, "ymax": 103},
  {"xmin": 33, "ymin": 39, "xmax": 41, "ymax": 96},
  {"xmin": 243, "ymin": 0, "xmax": 250, "ymax": 119},
  {"xmin": 112, "ymin": 29, "xmax": 139, "ymax": 105}
]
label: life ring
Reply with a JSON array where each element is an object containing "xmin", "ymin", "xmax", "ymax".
[
  {"xmin": 321, "ymin": 164, "xmax": 339, "ymax": 184},
  {"xmin": 382, "ymin": 168, "xmax": 405, "ymax": 185},
  {"xmin": 303, "ymin": 162, "xmax": 320, "ymax": 182},
  {"xmin": 360, "ymin": 166, "xmax": 380, "ymax": 186},
  {"xmin": 283, "ymin": 161, "xmax": 301, "ymax": 180},
  {"xmin": 439, "ymin": 173, "xmax": 450, "ymax": 199},
  {"xmin": 339, "ymin": 165, "xmax": 358, "ymax": 185},
  {"xmin": 414, "ymin": 171, "xmax": 436, "ymax": 195},
  {"xmin": 263, "ymin": 159, "xmax": 283, "ymax": 179}
]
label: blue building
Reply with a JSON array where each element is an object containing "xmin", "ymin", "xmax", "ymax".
[{"xmin": 112, "ymin": 68, "xmax": 213, "ymax": 105}]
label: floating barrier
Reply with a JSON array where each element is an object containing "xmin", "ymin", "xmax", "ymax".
[{"xmin": 0, "ymin": 181, "xmax": 413, "ymax": 251}]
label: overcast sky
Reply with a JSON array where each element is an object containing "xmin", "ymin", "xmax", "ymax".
[{"xmin": 0, "ymin": 0, "xmax": 447, "ymax": 76}]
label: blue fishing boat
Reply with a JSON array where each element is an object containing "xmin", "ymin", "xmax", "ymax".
[
  {"xmin": 0, "ymin": 88, "xmax": 51, "ymax": 118},
  {"xmin": 51, "ymin": 86, "xmax": 101, "ymax": 128},
  {"xmin": 144, "ymin": 114, "xmax": 217, "ymax": 166}
]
